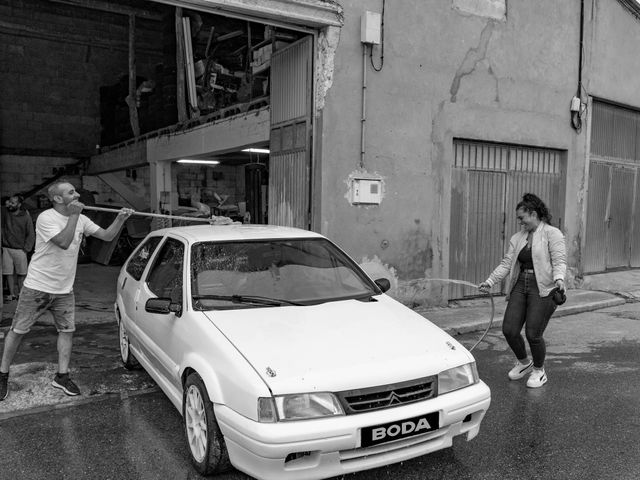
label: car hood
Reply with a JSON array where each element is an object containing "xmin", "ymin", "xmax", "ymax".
[{"xmin": 203, "ymin": 295, "xmax": 474, "ymax": 394}]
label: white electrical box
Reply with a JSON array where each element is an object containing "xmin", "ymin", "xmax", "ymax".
[
  {"xmin": 570, "ymin": 96, "xmax": 581, "ymax": 112},
  {"xmin": 361, "ymin": 11, "xmax": 381, "ymax": 45},
  {"xmin": 351, "ymin": 178, "xmax": 382, "ymax": 204}
]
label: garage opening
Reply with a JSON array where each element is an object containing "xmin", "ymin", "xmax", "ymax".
[{"xmin": 82, "ymin": 3, "xmax": 315, "ymax": 263}]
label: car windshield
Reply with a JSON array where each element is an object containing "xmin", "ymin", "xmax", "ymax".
[{"xmin": 190, "ymin": 238, "xmax": 378, "ymax": 310}]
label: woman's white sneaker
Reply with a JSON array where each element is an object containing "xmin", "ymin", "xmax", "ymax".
[
  {"xmin": 526, "ymin": 368, "xmax": 547, "ymax": 388},
  {"xmin": 508, "ymin": 360, "xmax": 533, "ymax": 380}
]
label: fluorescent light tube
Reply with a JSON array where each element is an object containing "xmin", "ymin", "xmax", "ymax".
[
  {"xmin": 242, "ymin": 148, "xmax": 270, "ymax": 154},
  {"xmin": 177, "ymin": 159, "xmax": 220, "ymax": 165}
]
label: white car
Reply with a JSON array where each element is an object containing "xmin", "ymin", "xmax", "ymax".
[{"xmin": 115, "ymin": 225, "xmax": 490, "ymax": 480}]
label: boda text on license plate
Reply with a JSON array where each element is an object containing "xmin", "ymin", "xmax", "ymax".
[{"xmin": 361, "ymin": 412, "xmax": 439, "ymax": 447}]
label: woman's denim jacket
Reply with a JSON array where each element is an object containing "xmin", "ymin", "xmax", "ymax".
[{"xmin": 484, "ymin": 222, "xmax": 566, "ymax": 298}]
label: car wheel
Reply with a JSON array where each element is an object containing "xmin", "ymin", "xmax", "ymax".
[
  {"xmin": 119, "ymin": 319, "xmax": 139, "ymax": 370},
  {"xmin": 183, "ymin": 373, "xmax": 232, "ymax": 475}
]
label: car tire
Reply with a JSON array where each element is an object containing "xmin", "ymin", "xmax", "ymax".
[
  {"xmin": 119, "ymin": 319, "xmax": 140, "ymax": 370},
  {"xmin": 183, "ymin": 373, "xmax": 232, "ymax": 475}
]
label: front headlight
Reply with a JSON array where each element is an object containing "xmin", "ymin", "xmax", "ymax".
[
  {"xmin": 438, "ymin": 362, "xmax": 479, "ymax": 395},
  {"xmin": 258, "ymin": 393, "xmax": 344, "ymax": 422}
]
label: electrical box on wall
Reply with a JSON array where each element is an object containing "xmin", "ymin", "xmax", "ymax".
[
  {"xmin": 350, "ymin": 177, "xmax": 382, "ymax": 205},
  {"xmin": 361, "ymin": 11, "xmax": 381, "ymax": 44}
]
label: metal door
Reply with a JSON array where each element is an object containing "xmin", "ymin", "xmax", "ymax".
[
  {"xmin": 585, "ymin": 163, "xmax": 638, "ymax": 271},
  {"xmin": 268, "ymin": 36, "xmax": 313, "ymax": 228},
  {"xmin": 606, "ymin": 166, "xmax": 634, "ymax": 268},
  {"xmin": 449, "ymin": 169, "xmax": 506, "ymax": 298},
  {"xmin": 583, "ymin": 163, "xmax": 609, "ymax": 273},
  {"xmin": 632, "ymin": 171, "xmax": 640, "ymax": 267}
]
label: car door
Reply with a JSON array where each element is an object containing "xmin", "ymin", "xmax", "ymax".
[
  {"xmin": 136, "ymin": 236, "xmax": 185, "ymax": 393},
  {"xmin": 119, "ymin": 235, "xmax": 163, "ymax": 340}
]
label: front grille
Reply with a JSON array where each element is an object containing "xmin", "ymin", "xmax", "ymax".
[{"xmin": 336, "ymin": 376, "xmax": 437, "ymax": 414}]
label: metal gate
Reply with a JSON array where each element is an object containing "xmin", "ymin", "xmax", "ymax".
[
  {"xmin": 268, "ymin": 36, "xmax": 313, "ymax": 228},
  {"xmin": 584, "ymin": 162, "xmax": 639, "ymax": 272},
  {"xmin": 449, "ymin": 140, "xmax": 566, "ymax": 298},
  {"xmin": 584, "ymin": 100, "xmax": 640, "ymax": 273}
]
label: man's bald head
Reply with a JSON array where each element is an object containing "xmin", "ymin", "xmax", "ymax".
[{"xmin": 47, "ymin": 182, "xmax": 73, "ymax": 201}]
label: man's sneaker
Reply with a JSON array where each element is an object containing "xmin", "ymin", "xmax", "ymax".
[
  {"xmin": 526, "ymin": 368, "xmax": 548, "ymax": 388},
  {"xmin": 52, "ymin": 373, "xmax": 81, "ymax": 396},
  {"xmin": 508, "ymin": 360, "xmax": 533, "ymax": 380},
  {"xmin": 0, "ymin": 372, "xmax": 8, "ymax": 401}
]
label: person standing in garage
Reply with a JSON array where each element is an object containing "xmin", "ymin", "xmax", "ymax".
[
  {"xmin": 478, "ymin": 193, "xmax": 566, "ymax": 388},
  {"xmin": 0, "ymin": 181, "xmax": 133, "ymax": 400},
  {"xmin": 2, "ymin": 195, "xmax": 35, "ymax": 302}
]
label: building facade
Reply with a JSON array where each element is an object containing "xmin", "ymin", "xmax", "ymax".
[{"xmin": 2, "ymin": 0, "xmax": 640, "ymax": 306}]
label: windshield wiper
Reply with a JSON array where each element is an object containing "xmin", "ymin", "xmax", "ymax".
[{"xmin": 192, "ymin": 294, "xmax": 303, "ymax": 306}]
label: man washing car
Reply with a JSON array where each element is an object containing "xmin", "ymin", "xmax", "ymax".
[{"xmin": 0, "ymin": 181, "xmax": 133, "ymax": 400}]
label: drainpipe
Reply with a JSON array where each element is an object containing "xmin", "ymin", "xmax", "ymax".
[
  {"xmin": 571, "ymin": 0, "xmax": 585, "ymax": 132},
  {"xmin": 360, "ymin": 43, "xmax": 367, "ymax": 170}
]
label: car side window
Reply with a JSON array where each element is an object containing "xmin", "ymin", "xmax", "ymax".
[
  {"xmin": 146, "ymin": 238, "xmax": 184, "ymax": 302},
  {"xmin": 125, "ymin": 236, "xmax": 162, "ymax": 281}
]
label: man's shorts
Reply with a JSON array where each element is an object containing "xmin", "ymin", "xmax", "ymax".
[
  {"xmin": 11, "ymin": 286, "xmax": 75, "ymax": 334},
  {"xmin": 2, "ymin": 247, "xmax": 28, "ymax": 276}
]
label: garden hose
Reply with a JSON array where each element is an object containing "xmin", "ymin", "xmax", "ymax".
[{"xmin": 417, "ymin": 278, "xmax": 495, "ymax": 351}]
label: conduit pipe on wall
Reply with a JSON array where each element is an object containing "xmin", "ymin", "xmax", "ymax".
[{"xmin": 360, "ymin": 43, "xmax": 368, "ymax": 169}]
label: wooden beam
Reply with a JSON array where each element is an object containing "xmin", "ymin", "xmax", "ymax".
[
  {"xmin": 182, "ymin": 17, "xmax": 199, "ymax": 117},
  {"xmin": 125, "ymin": 14, "xmax": 140, "ymax": 138},
  {"xmin": 175, "ymin": 7, "xmax": 188, "ymax": 123},
  {"xmin": 47, "ymin": 0, "xmax": 164, "ymax": 21}
]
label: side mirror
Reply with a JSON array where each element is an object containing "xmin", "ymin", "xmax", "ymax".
[
  {"xmin": 374, "ymin": 278, "xmax": 391, "ymax": 293},
  {"xmin": 145, "ymin": 297, "xmax": 182, "ymax": 317}
]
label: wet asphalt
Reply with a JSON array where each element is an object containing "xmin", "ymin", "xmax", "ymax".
[{"xmin": 1, "ymin": 303, "xmax": 639, "ymax": 480}]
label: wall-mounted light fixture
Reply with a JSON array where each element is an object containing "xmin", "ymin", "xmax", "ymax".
[
  {"xmin": 242, "ymin": 148, "xmax": 270, "ymax": 154},
  {"xmin": 177, "ymin": 159, "xmax": 220, "ymax": 165}
]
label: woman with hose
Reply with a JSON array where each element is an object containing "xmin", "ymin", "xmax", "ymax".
[{"xmin": 479, "ymin": 193, "xmax": 566, "ymax": 388}]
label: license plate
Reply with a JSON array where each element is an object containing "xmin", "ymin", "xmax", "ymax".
[{"xmin": 361, "ymin": 412, "xmax": 439, "ymax": 447}]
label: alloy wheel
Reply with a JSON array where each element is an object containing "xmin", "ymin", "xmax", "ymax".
[{"xmin": 185, "ymin": 384, "xmax": 208, "ymax": 462}]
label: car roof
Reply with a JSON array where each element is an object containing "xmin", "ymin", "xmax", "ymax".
[{"xmin": 149, "ymin": 224, "xmax": 326, "ymax": 243}]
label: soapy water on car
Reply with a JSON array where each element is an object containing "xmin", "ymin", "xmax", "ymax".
[{"xmin": 416, "ymin": 278, "xmax": 495, "ymax": 352}]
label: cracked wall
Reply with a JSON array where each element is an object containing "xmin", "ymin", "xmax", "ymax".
[{"xmin": 316, "ymin": 0, "xmax": 587, "ymax": 306}]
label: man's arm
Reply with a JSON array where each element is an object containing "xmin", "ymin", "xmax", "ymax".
[
  {"xmin": 91, "ymin": 208, "xmax": 134, "ymax": 242},
  {"xmin": 49, "ymin": 213, "xmax": 81, "ymax": 250},
  {"xmin": 24, "ymin": 211, "xmax": 35, "ymax": 252}
]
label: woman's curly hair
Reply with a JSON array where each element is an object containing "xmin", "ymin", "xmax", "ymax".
[{"xmin": 516, "ymin": 193, "xmax": 552, "ymax": 223}]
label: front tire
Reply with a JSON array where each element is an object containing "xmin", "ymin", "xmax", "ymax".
[
  {"xmin": 118, "ymin": 319, "xmax": 139, "ymax": 370},
  {"xmin": 183, "ymin": 373, "xmax": 231, "ymax": 475}
]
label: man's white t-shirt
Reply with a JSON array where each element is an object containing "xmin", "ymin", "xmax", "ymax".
[{"xmin": 24, "ymin": 209, "xmax": 100, "ymax": 294}]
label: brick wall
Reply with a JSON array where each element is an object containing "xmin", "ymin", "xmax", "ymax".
[
  {"xmin": 175, "ymin": 164, "xmax": 245, "ymax": 211},
  {"xmin": 0, "ymin": 0, "xmax": 166, "ymax": 156},
  {"xmin": 0, "ymin": 154, "xmax": 81, "ymax": 208}
]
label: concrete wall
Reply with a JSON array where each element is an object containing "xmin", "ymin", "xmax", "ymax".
[
  {"xmin": 587, "ymin": 0, "xmax": 640, "ymax": 107},
  {"xmin": 318, "ymin": 0, "xmax": 584, "ymax": 301}
]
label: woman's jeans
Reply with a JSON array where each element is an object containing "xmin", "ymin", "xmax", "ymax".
[{"xmin": 502, "ymin": 271, "xmax": 557, "ymax": 368}]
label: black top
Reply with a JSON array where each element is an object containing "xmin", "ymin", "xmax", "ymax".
[{"xmin": 518, "ymin": 243, "xmax": 534, "ymax": 270}]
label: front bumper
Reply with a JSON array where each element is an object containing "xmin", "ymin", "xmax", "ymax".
[{"xmin": 215, "ymin": 381, "xmax": 491, "ymax": 480}]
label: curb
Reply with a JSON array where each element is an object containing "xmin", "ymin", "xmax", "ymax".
[{"xmin": 553, "ymin": 297, "xmax": 627, "ymax": 318}]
